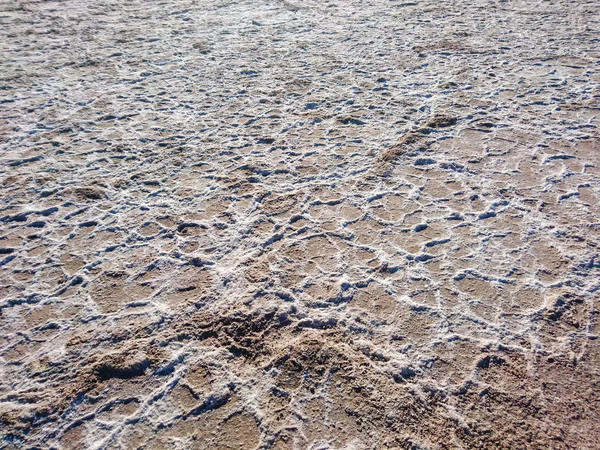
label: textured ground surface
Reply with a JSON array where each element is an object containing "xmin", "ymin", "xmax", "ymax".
[{"xmin": 1, "ymin": 0, "xmax": 600, "ymax": 449}]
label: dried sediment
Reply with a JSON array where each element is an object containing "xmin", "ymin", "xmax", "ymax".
[{"xmin": 1, "ymin": 0, "xmax": 599, "ymax": 449}]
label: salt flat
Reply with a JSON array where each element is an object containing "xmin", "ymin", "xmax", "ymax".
[{"xmin": 1, "ymin": 0, "xmax": 599, "ymax": 448}]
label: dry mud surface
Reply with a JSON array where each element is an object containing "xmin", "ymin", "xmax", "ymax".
[{"xmin": 1, "ymin": 0, "xmax": 600, "ymax": 449}]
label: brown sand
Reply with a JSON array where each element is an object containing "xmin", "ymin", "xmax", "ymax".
[{"xmin": 1, "ymin": 0, "xmax": 599, "ymax": 449}]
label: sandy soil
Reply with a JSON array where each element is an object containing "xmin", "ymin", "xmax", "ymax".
[{"xmin": 1, "ymin": 0, "xmax": 600, "ymax": 449}]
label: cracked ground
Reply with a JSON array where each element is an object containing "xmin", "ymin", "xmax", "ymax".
[{"xmin": 1, "ymin": 0, "xmax": 599, "ymax": 449}]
